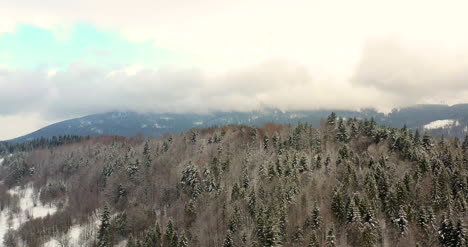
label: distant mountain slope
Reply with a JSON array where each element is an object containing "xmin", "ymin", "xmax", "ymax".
[{"xmin": 8, "ymin": 104, "xmax": 468, "ymax": 142}]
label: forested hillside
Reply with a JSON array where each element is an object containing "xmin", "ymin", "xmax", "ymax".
[{"xmin": 0, "ymin": 114, "xmax": 467, "ymax": 247}]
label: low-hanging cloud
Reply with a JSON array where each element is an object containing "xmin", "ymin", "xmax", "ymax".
[
  {"xmin": 351, "ymin": 37, "xmax": 468, "ymax": 105},
  {"xmin": 0, "ymin": 60, "xmax": 387, "ymax": 120}
]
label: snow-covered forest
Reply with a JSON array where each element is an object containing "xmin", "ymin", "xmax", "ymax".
[{"xmin": 0, "ymin": 114, "xmax": 467, "ymax": 247}]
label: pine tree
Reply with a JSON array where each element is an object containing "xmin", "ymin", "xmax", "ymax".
[
  {"xmin": 268, "ymin": 163, "xmax": 277, "ymax": 179},
  {"xmin": 293, "ymin": 226, "xmax": 304, "ymax": 243},
  {"xmin": 462, "ymin": 135, "xmax": 468, "ymax": 151},
  {"xmin": 144, "ymin": 223, "xmax": 161, "ymax": 247},
  {"xmin": 258, "ymin": 163, "xmax": 266, "ymax": 179},
  {"xmin": 327, "ymin": 112, "xmax": 337, "ymax": 126},
  {"xmin": 256, "ymin": 207, "xmax": 267, "ymax": 245},
  {"xmin": 228, "ymin": 206, "xmax": 241, "ymax": 233},
  {"xmin": 315, "ymin": 155, "xmax": 322, "ymax": 170},
  {"xmin": 97, "ymin": 205, "xmax": 111, "ymax": 247},
  {"xmin": 298, "ymin": 155, "xmax": 308, "ymax": 173},
  {"xmin": 263, "ymin": 136, "xmax": 269, "ymax": 150},
  {"xmin": 224, "ymin": 230, "xmax": 234, "ymax": 247},
  {"xmin": 171, "ymin": 232, "xmax": 179, "ymax": 247},
  {"xmin": 422, "ymin": 132, "xmax": 433, "ymax": 150},
  {"xmin": 394, "ymin": 208, "xmax": 409, "ymax": 235},
  {"xmin": 242, "ymin": 166, "xmax": 250, "ymax": 189},
  {"xmin": 278, "ymin": 204, "xmax": 288, "ymax": 242},
  {"xmin": 336, "ymin": 119, "xmax": 349, "ymax": 143},
  {"xmin": 190, "ymin": 131, "xmax": 197, "ymax": 144},
  {"xmin": 331, "ymin": 189, "xmax": 346, "ymax": 222},
  {"xmin": 180, "ymin": 162, "xmax": 202, "ymax": 198},
  {"xmin": 453, "ymin": 220, "xmax": 466, "ymax": 247},
  {"xmin": 308, "ymin": 232, "xmax": 319, "ymax": 247},
  {"xmin": 326, "ymin": 227, "xmax": 336, "ymax": 247},
  {"xmin": 360, "ymin": 224, "xmax": 377, "ymax": 247},
  {"xmin": 351, "ymin": 122, "xmax": 358, "ymax": 138},
  {"xmin": 347, "ymin": 198, "xmax": 361, "ymax": 223},
  {"xmin": 304, "ymin": 205, "xmax": 322, "ymax": 230},
  {"xmin": 438, "ymin": 215, "xmax": 454, "ymax": 247},
  {"xmin": 184, "ymin": 200, "xmax": 197, "ymax": 227},
  {"xmin": 143, "ymin": 141, "xmax": 152, "ymax": 167},
  {"xmin": 275, "ymin": 158, "xmax": 283, "ymax": 176},
  {"xmin": 264, "ymin": 208, "xmax": 282, "ymax": 246},
  {"xmin": 165, "ymin": 220, "xmax": 175, "ymax": 247},
  {"xmin": 179, "ymin": 233, "xmax": 188, "ymax": 247},
  {"xmin": 248, "ymin": 190, "xmax": 257, "ymax": 217},
  {"xmin": 231, "ymin": 183, "xmax": 241, "ymax": 201}
]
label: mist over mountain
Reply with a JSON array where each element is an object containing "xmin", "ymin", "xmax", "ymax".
[{"xmin": 6, "ymin": 104, "xmax": 468, "ymax": 143}]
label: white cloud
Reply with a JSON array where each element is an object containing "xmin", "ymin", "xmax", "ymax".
[
  {"xmin": 2, "ymin": 0, "xmax": 468, "ymax": 138},
  {"xmin": 351, "ymin": 37, "xmax": 468, "ymax": 106},
  {"xmin": 0, "ymin": 113, "xmax": 52, "ymax": 140},
  {"xmin": 2, "ymin": 0, "xmax": 468, "ymax": 75}
]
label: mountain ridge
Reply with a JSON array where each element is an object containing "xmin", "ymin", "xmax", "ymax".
[{"xmin": 7, "ymin": 104, "xmax": 468, "ymax": 142}]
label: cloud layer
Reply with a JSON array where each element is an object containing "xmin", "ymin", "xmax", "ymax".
[
  {"xmin": 352, "ymin": 37, "xmax": 468, "ymax": 105},
  {"xmin": 2, "ymin": 0, "xmax": 468, "ymax": 139}
]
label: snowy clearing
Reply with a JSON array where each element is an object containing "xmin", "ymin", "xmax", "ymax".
[
  {"xmin": 423, "ymin": 119, "xmax": 459, "ymax": 130},
  {"xmin": 0, "ymin": 184, "xmax": 58, "ymax": 246}
]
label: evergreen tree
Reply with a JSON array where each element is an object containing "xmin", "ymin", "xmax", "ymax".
[
  {"xmin": 331, "ymin": 189, "xmax": 346, "ymax": 222},
  {"xmin": 438, "ymin": 215, "xmax": 454, "ymax": 247},
  {"xmin": 347, "ymin": 198, "xmax": 362, "ymax": 223},
  {"xmin": 248, "ymin": 190, "xmax": 257, "ymax": 217},
  {"xmin": 326, "ymin": 227, "xmax": 336, "ymax": 247},
  {"xmin": 275, "ymin": 157, "xmax": 283, "ymax": 176},
  {"xmin": 144, "ymin": 223, "xmax": 161, "ymax": 247},
  {"xmin": 231, "ymin": 183, "xmax": 241, "ymax": 201},
  {"xmin": 224, "ymin": 230, "xmax": 234, "ymax": 247},
  {"xmin": 304, "ymin": 205, "xmax": 322, "ymax": 230},
  {"xmin": 462, "ymin": 135, "xmax": 468, "ymax": 151},
  {"xmin": 293, "ymin": 226, "xmax": 304, "ymax": 243},
  {"xmin": 171, "ymin": 232, "xmax": 179, "ymax": 247},
  {"xmin": 228, "ymin": 206, "xmax": 241, "ymax": 233},
  {"xmin": 143, "ymin": 141, "xmax": 152, "ymax": 167},
  {"xmin": 263, "ymin": 136, "xmax": 269, "ymax": 150},
  {"xmin": 278, "ymin": 204, "xmax": 288, "ymax": 242},
  {"xmin": 242, "ymin": 166, "xmax": 250, "ymax": 189},
  {"xmin": 308, "ymin": 232, "xmax": 319, "ymax": 247},
  {"xmin": 97, "ymin": 205, "xmax": 111, "ymax": 247},
  {"xmin": 394, "ymin": 208, "xmax": 409, "ymax": 235},
  {"xmin": 315, "ymin": 155, "xmax": 322, "ymax": 170},
  {"xmin": 453, "ymin": 220, "xmax": 466, "ymax": 247},
  {"xmin": 422, "ymin": 132, "xmax": 433, "ymax": 150},
  {"xmin": 299, "ymin": 155, "xmax": 308, "ymax": 173},
  {"xmin": 180, "ymin": 162, "xmax": 202, "ymax": 198},
  {"xmin": 360, "ymin": 224, "xmax": 377, "ymax": 247},
  {"xmin": 336, "ymin": 119, "xmax": 349, "ymax": 143},
  {"xmin": 179, "ymin": 233, "xmax": 188, "ymax": 247},
  {"xmin": 165, "ymin": 220, "xmax": 175, "ymax": 247},
  {"xmin": 264, "ymin": 208, "xmax": 282, "ymax": 246},
  {"xmin": 351, "ymin": 122, "xmax": 358, "ymax": 138},
  {"xmin": 256, "ymin": 207, "xmax": 267, "ymax": 245},
  {"xmin": 184, "ymin": 200, "xmax": 197, "ymax": 227},
  {"xmin": 327, "ymin": 112, "xmax": 337, "ymax": 126}
]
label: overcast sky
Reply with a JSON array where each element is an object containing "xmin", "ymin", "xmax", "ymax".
[{"xmin": 1, "ymin": 0, "xmax": 468, "ymax": 140}]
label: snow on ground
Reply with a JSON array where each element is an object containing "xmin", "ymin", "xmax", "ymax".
[
  {"xmin": 0, "ymin": 184, "xmax": 58, "ymax": 246},
  {"xmin": 43, "ymin": 224, "xmax": 87, "ymax": 247},
  {"xmin": 423, "ymin": 119, "xmax": 459, "ymax": 130},
  {"xmin": 43, "ymin": 214, "xmax": 101, "ymax": 247}
]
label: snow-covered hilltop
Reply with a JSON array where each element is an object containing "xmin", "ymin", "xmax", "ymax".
[{"xmin": 424, "ymin": 119, "xmax": 460, "ymax": 130}]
